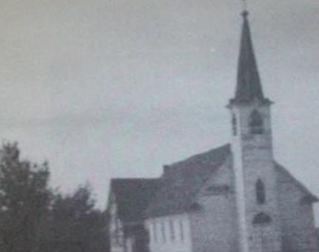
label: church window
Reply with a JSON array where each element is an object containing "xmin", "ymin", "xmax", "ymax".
[
  {"xmin": 253, "ymin": 212, "xmax": 272, "ymax": 225},
  {"xmin": 249, "ymin": 110, "xmax": 264, "ymax": 134},
  {"xmin": 256, "ymin": 179, "xmax": 266, "ymax": 204},
  {"xmin": 179, "ymin": 219, "xmax": 184, "ymax": 241},
  {"xmin": 161, "ymin": 220, "xmax": 166, "ymax": 243},
  {"xmin": 152, "ymin": 221, "xmax": 157, "ymax": 242},
  {"xmin": 169, "ymin": 219, "xmax": 175, "ymax": 241},
  {"xmin": 232, "ymin": 114, "xmax": 237, "ymax": 136},
  {"xmin": 189, "ymin": 202, "xmax": 201, "ymax": 211}
]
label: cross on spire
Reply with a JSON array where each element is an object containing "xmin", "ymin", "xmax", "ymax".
[
  {"xmin": 241, "ymin": 0, "xmax": 249, "ymax": 19},
  {"xmin": 241, "ymin": 0, "xmax": 248, "ymax": 13}
]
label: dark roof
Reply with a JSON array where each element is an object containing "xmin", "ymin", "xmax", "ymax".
[
  {"xmin": 144, "ymin": 144, "xmax": 231, "ymax": 218},
  {"xmin": 110, "ymin": 145, "xmax": 318, "ymax": 221},
  {"xmin": 143, "ymin": 145, "xmax": 317, "ymax": 218},
  {"xmin": 110, "ymin": 178, "xmax": 161, "ymax": 223},
  {"xmin": 230, "ymin": 11, "xmax": 270, "ymax": 105}
]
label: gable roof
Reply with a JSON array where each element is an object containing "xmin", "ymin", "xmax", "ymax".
[
  {"xmin": 109, "ymin": 144, "xmax": 318, "ymax": 221},
  {"xmin": 110, "ymin": 178, "xmax": 161, "ymax": 223},
  {"xmin": 144, "ymin": 144, "xmax": 231, "ymax": 218},
  {"xmin": 144, "ymin": 145, "xmax": 318, "ymax": 218}
]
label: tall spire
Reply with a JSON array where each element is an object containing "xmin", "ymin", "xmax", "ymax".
[{"xmin": 230, "ymin": 11, "xmax": 270, "ymax": 105}]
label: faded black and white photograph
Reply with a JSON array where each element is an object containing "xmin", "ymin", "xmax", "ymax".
[{"xmin": 0, "ymin": 0, "xmax": 318, "ymax": 252}]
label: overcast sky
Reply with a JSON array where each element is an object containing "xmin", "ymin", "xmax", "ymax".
[{"xmin": 1, "ymin": 0, "xmax": 319, "ymax": 219}]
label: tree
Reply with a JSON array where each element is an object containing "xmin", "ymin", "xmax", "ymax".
[
  {"xmin": 0, "ymin": 142, "xmax": 51, "ymax": 252},
  {"xmin": 0, "ymin": 142, "xmax": 109, "ymax": 252},
  {"xmin": 47, "ymin": 185, "xmax": 109, "ymax": 252}
]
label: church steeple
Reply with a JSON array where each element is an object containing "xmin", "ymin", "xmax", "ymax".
[
  {"xmin": 229, "ymin": 9, "xmax": 282, "ymax": 252},
  {"xmin": 230, "ymin": 11, "xmax": 270, "ymax": 105}
]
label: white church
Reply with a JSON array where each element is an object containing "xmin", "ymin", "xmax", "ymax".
[{"xmin": 107, "ymin": 10, "xmax": 319, "ymax": 252}]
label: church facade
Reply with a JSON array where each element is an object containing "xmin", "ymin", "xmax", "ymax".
[{"xmin": 108, "ymin": 11, "xmax": 318, "ymax": 252}]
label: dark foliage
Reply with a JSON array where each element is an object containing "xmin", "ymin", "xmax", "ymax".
[
  {"xmin": 45, "ymin": 186, "xmax": 109, "ymax": 252},
  {"xmin": 0, "ymin": 142, "xmax": 109, "ymax": 252},
  {"xmin": 0, "ymin": 142, "xmax": 51, "ymax": 252}
]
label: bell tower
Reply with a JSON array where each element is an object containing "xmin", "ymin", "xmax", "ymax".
[{"xmin": 228, "ymin": 10, "xmax": 282, "ymax": 252}]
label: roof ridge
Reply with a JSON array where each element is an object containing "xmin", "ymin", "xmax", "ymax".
[{"xmin": 169, "ymin": 143, "xmax": 230, "ymax": 167}]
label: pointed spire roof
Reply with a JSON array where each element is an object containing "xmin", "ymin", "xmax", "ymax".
[{"xmin": 230, "ymin": 11, "xmax": 270, "ymax": 105}]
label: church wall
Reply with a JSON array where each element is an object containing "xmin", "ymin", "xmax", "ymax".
[
  {"xmin": 189, "ymin": 161, "xmax": 239, "ymax": 252},
  {"xmin": 189, "ymin": 192, "xmax": 238, "ymax": 252},
  {"xmin": 145, "ymin": 214, "xmax": 193, "ymax": 252},
  {"xmin": 277, "ymin": 169, "xmax": 318, "ymax": 252}
]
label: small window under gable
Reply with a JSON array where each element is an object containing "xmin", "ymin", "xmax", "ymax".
[
  {"xmin": 253, "ymin": 212, "xmax": 272, "ymax": 225},
  {"xmin": 249, "ymin": 110, "xmax": 264, "ymax": 134},
  {"xmin": 205, "ymin": 185, "xmax": 230, "ymax": 195}
]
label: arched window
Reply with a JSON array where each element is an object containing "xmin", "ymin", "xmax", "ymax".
[
  {"xmin": 256, "ymin": 179, "xmax": 266, "ymax": 204},
  {"xmin": 249, "ymin": 110, "xmax": 263, "ymax": 134},
  {"xmin": 232, "ymin": 114, "xmax": 237, "ymax": 136}
]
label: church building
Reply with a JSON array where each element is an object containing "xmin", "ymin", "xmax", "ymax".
[{"xmin": 107, "ymin": 10, "xmax": 319, "ymax": 252}]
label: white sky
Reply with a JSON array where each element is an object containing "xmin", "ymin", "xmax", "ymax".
[{"xmin": 1, "ymin": 0, "xmax": 319, "ymax": 222}]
